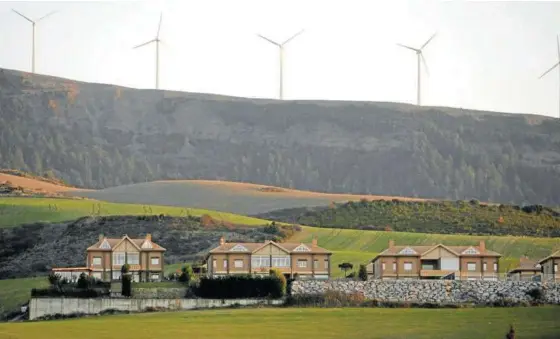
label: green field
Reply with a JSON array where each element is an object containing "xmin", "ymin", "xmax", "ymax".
[
  {"xmin": 291, "ymin": 226, "xmax": 560, "ymax": 276},
  {"xmin": 1, "ymin": 307, "xmax": 559, "ymax": 338},
  {"xmin": 0, "ymin": 197, "xmax": 271, "ymax": 228},
  {"xmin": 0, "ymin": 277, "xmax": 48, "ymax": 318}
]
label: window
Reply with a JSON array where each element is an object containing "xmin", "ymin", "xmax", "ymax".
[
  {"xmin": 127, "ymin": 253, "xmax": 139, "ymax": 265},
  {"xmin": 462, "ymin": 247, "xmax": 480, "ymax": 255},
  {"xmin": 151, "ymin": 257, "xmax": 160, "ymax": 265},
  {"xmin": 100, "ymin": 240, "xmax": 111, "ymax": 249},
  {"xmin": 314, "ymin": 260, "xmax": 319, "ymax": 269},
  {"xmin": 230, "ymin": 244, "xmax": 248, "ymax": 252},
  {"xmin": 324, "ymin": 259, "xmax": 329, "ymax": 269},
  {"xmin": 252, "ymin": 256, "xmax": 270, "ymax": 268},
  {"xmin": 382, "ymin": 262, "xmax": 386, "ymax": 270},
  {"xmin": 113, "ymin": 252, "xmax": 125, "ymax": 265},
  {"xmin": 404, "ymin": 262, "xmax": 413, "ymax": 271},
  {"xmin": 234, "ymin": 259, "xmax": 243, "ymax": 268},
  {"xmin": 399, "ymin": 247, "xmax": 417, "ymax": 255},
  {"xmin": 483, "ymin": 262, "xmax": 487, "ymax": 271},
  {"xmin": 212, "ymin": 260, "xmax": 216, "ymax": 268},
  {"xmin": 271, "ymin": 256, "xmax": 290, "ymax": 267},
  {"xmin": 92, "ymin": 257, "xmax": 102, "ymax": 265},
  {"xmin": 467, "ymin": 263, "xmax": 476, "ymax": 271},
  {"xmin": 92, "ymin": 272, "xmax": 102, "ymax": 279},
  {"xmin": 294, "ymin": 244, "xmax": 311, "ymax": 252},
  {"xmin": 555, "ymin": 264, "xmax": 558, "ymax": 273},
  {"xmin": 112, "ymin": 271, "xmax": 121, "ymax": 280},
  {"xmin": 297, "ymin": 259, "xmax": 308, "ymax": 268},
  {"xmin": 392, "ymin": 262, "xmax": 397, "ymax": 271},
  {"xmin": 223, "ymin": 259, "xmax": 228, "ymax": 269},
  {"xmin": 494, "ymin": 263, "xmax": 498, "ymax": 271}
]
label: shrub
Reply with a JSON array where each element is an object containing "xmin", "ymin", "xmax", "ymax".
[
  {"xmin": 121, "ymin": 264, "xmax": 130, "ymax": 274},
  {"xmin": 358, "ymin": 264, "xmax": 368, "ymax": 281},
  {"xmin": 526, "ymin": 287, "xmax": 544, "ymax": 301},
  {"xmin": 77, "ymin": 273, "xmax": 89, "ymax": 289},
  {"xmin": 179, "ymin": 264, "xmax": 194, "ymax": 284},
  {"xmin": 31, "ymin": 287, "xmax": 109, "ymax": 298},
  {"xmin": 197, "ymin": 275, "xmax": 284, "ymax": 299},
  {"xmin": 269, "ymin": 269, "xmax": 287, "ymax": 296},
  {"xmin": 122, "ymin": 274, "xmax": 132, "ymax": 297},
  {"xmin": 48, "ymin": 272, "xmax": 60, "ymax": 286}
]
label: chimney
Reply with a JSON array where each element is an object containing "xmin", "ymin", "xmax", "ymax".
[
  {"xmin": 99, "ymin": 234, "xmax": 104, "ymax": 242},
  {"xmin": 479, "ymin": 241, "xmax": 486, "ymax": 252},
  {"xmin": 389, "ymin": 240, "xmax": 395, "ymax": 250},
  {"xmin": 220, "ymin": 237, "xmax": 225, "ymax": 246},
  {"xmin": 145, "ymin": 233, "xmax": 152, "ymax": 241},
  {"xmin": 312, "ymin": 238, "xmax": 318, "ymax": 247}
]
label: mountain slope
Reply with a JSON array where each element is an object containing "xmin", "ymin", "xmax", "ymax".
[
  {"xmin": 2, "ymin": 68, "xmax": 560, "ymax": 205},
  {"xmin": 72, "ymin": 179, "xmax": 428, "ymax": 215}
]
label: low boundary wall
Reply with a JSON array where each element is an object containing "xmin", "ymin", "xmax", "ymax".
[
  {"xmin": 29, "ymin": 298, "xmax": 283, "ymax": 320},
  {"xmin": 291, "ymin": 280, "xmax": 560, "ymax": 304}
]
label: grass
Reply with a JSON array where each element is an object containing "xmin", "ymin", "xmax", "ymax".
[
  {"xmin": 132, "ymin": 281, "xmax": 185, "ymax": 288},
  {"xmin": 1, "ymin": 307, "xmax": 559, "ymax": 338},
  {"xmin": 0, "ymin": 197, "xmax": 272, "ymax": 228},
  {"xmin": 0, "ymin": 277, "xmax": 48, "ymax": 317},
  {"xmin": 289, "ymin": 226, "xmax": 560, "ymax": 277}
]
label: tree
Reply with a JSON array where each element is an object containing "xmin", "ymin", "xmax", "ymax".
[
  {"xmin": 269, "ymin": 268, "xmax": 287, "ymax": 296},
  {"xmin": 338, "ymin": 262, "xmax": 353, "ymax": 277},
  {"xmin": 179, "ymin": 264, "xmax": 194, "ymax": 284},
  {"xmin": 48, "ymin": 272, "xmax": 60, "ymax": 286},
  {"xmin": 121, "ymin": 264, "xmax": 131, "ymax": 297},
  {"xmin": 358, "ymin": 264, "xmax": 368, "ymax": 281},
  {"xmin": 77, "ymin": 273, "xmax": 89, "ymax": 289}
]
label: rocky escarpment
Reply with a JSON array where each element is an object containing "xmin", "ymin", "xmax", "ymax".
[{"xmin": 291, "ymin": 280, "xmax": 560, "ymax": 305}]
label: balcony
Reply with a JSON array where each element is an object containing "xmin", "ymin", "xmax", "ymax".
[{"xmin": 420, "ymin": 270, "xmax": 455, "ymax": 278}]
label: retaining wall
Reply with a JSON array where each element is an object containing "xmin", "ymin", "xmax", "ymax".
[
  {"xmin": 29, "ymin": 298, "xmax": 283, "ymax": 320},
  {"xmin": 291, "ymin": 280, "xmax": 560, "ymax": 304}
]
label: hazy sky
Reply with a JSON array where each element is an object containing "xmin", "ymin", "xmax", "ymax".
[{"xmin": 1, "ymin": 0, "xmax": 560, "ymax": 117}]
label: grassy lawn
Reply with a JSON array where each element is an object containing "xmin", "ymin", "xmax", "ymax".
[
  {"xmin": 0, "ymin": 277, "xmax": 48, "ymax": 317},
  {"xmin": 289, "ymin": 226, "xmax": 560, "ymax": 277},
  {"xmin": 1, "ymin": 307, "xmax": 559, "ymax": 338},
  {"xmin": 0, "ymin": 197, "xmax": 271, "ymax": 228}
]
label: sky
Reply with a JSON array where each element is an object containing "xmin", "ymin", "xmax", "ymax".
[{"xmin": 1, "ymin": 0, "xmax": 560, "ymax": 117}]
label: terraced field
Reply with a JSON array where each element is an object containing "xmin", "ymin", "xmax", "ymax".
[{"xmin": 0, "ymin": 197, "xmax": 271, "ymax": 228}]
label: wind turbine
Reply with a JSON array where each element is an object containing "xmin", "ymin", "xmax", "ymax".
[
  {"xmin": 257, "ymin": 30, "xmax": 304, "ymax": 100},
  {"xmin": 538, "ymin": 35, "xmax": 560, "ymax": 118},
  {"xmin": 133, "ymin": 13, "xmax": 163, "ymax": 89},
  {"xmin": 12, "ymin": 9, "xmax": 57, "ymax": 73},
  {"xmin": 397, "ymin": 32, "xmax": 437, "ymax": 106}
]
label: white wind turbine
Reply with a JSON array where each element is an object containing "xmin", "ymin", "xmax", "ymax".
[
  {"xmin": 538, "ymin": 35, "xmax": 560, "ymax": 118},
  {"xmin": 397, "ymin": 32, "xmax": 437, "ymax": 106},
  {"xmin": 12, "ymin": 9, "xmax": 57, "ymax": 74},
  {"xmin": 257, "ymin": 30, "xmax": 305, "ymax": 100},
  {"xmin": 133, "ymin": 13, "xmax": 164, "ymax": 89}
]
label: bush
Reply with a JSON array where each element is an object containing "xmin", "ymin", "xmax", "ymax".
[
  {"xmin": 526, "ymin": 287, "xmax": 544, "ymax": 301},
  {"xmin": 269, "ymin": 269, "xmax": 287, "ymax": 295},
  {"xmin": 77, "ymin": 273, "xmax": 89, "ymax": 289},
  {"xmin": 122, "ymin": 274, "xmax": 132, "ymax": 297},
  {"xmin": 179, "ymin": 264, "xmax": 194, "ymax": 284},
  {"xmin": 197, "ymin": 275, "xmax": 285, "ymax": 299},
  {"xmin": 48, "ymin": 272, "xmax": 60, "ymax": 286},
  {"xmin": 31, "ymin": 287, "xmax": 109, "ymax": 298},
  {"xmin": 358, "ymin": 264, "xmax": 368, "ymax": 281}
]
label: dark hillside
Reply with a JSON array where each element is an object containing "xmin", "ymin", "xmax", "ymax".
[
  {"xmin": 1, "ymin": 68, "xmax": 560, "ymax": 204},
  {"xmin": 256, "ymin": 200, "xmax": 560, "ymax": 237}
]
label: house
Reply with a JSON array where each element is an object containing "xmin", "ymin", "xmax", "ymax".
[
  {"xmin": 52, "ymin": 234, "xmax": 166, "ymax": 283},
  {"xmin": 371, "ymin": 240, "xmax": 502, "ymax": 280},
  {"xmin": 206, "ymin": 237, "xmax": 332, "ymax": 279},
  {"xmin": 538, "ymin": 250, "xmax": 560, "ymax": 282},
  {"xmin": 507, "ymin": 257, "xmax": 541, "ymax": 281}
]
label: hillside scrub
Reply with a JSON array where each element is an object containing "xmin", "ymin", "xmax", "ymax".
[
  {"xmin": 2, "ymin": 68, "xmax": 560, "ymax": 206},
  {"xmin": 262, "ymin": 200, "xmax": 560, "ymax": 237}
]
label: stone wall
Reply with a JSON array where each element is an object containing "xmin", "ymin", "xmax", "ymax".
[
  {"xmin": 131, "ymin": 288, "xmax": 188, "ymax": 299},
  {"xmin": 291, "ymin": 280, "xmax": 560, "ymax": 304},
  {"xmin": 29, "ymin": 298, "xmax": 284, "ymax": 320}
]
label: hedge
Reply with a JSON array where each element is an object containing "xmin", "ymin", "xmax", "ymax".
[
  {"xmin": 196, "ymin": 275, "xmax": 284, "ymax": 299},
  {"xmin": 31, "ymin": 287, "xmax": 110, "ymax": 298}
]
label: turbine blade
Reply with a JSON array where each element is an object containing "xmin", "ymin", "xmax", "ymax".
[
  {"xmin": 282, "ymin": 29, "xmax": 305, "ymax": 45},
  {"xmin": 37, "ymin": 10, "xmax": 57, "ymax": 22},
  {"xmin": 257, "ymin": 34, "xmax": 280, "ymax": 46},
  {"xmin": 157, "ymin": 13, "xmax": 162, "ymax": 39},
  {"xmin": 421, "ymin": 53, "xmax": 430, "ymax": 76},
  {"xmin": 397, "ymin": 43, "xmax": 418, "ymax": 52},
  {"xmin": 539, "ymin": 62, "xmax": 560, "ymax": 79},
  {"xmin": 12, "ymin": 9, "xmax": 33, "ymax": 23},
  {"xmin": 557, "ymin": 35, "xmax": 560, "ymax": 62},
  {"xmin": 421, "ymin": 32, "xmax": 437, "ymax": 50},
  {"xmin": 133, "ymin": 39, "xmax": 156, "ymax": 49}
]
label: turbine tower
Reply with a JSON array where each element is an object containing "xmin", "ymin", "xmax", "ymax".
[
  {"xmin": 134, "ymin": 13, "xmax": 163, "ymax": 89},
  {"xmin": 12, "ymin": 9, "xmax": 57, "ymax": 73},
  {"xmin": 538, "ymin": 35, "xmax": 560, "ymax": 118},
  {"xmin": 257, "ymin": 29, "xmax": 304, "ymax": 100},
  {"xmin": 397, "ymin": 33, "xmax": 437, "ymax": 106}
]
